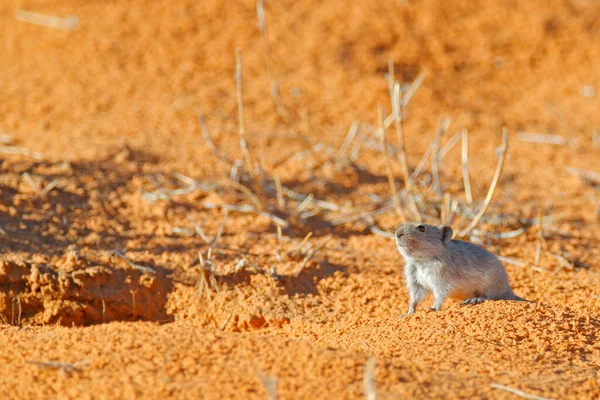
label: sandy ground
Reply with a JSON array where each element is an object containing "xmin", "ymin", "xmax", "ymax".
[{"xmin": 1, "ymin": 0, "xmax": 600, "ymax": 398}]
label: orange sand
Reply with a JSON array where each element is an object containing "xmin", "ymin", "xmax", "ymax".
[{"xmin": 1, "ymin": 0, "xmax": 599, "ymax": 398}]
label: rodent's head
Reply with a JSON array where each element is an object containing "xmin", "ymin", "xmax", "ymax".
[{"xmin": 395, "ymin": 222, "xmax": 453, "ymax": 261}]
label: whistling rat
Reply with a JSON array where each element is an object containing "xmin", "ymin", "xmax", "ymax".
[{"xmin": 395, "ymin": 222, "xmax": 526, "ymax": 314}]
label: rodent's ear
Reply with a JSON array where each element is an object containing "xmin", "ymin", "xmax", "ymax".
[{"xmin": 441, "ymin": 226, "xmax": 453, "ymax": 244}]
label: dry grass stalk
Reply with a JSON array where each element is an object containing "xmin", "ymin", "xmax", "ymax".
[
  {"xmin": 22, "ymin": 172, "xmax": 39, "ymax": 192},
  {"xmin": 350, "ymin": 71, "xmax": 424, "ymax": 163},
  {"xmin": 295, "ymin": 193, "xmax": 314, "ymax": 214},
  {"xmin": 566, "ymin": 166, "xmax": 600, "ymax": 185},
  {"xmin": 458, "ymin": 128, "xmax": 509, "ymax": 238},
  {"xmin": 363, "ymin": 356, "xmax": 377, "ymax": 400},
  {"xmin": 403, "ymin": 72, "xmax": 425, "ymax": 105},
  {"xmin": 337, "ymin": 121, "xmax": 360, "ymax": 161},
  {"xmin": 235, "ymin": 49, "xmax": 261, "ymax": 193},
  {"xmin": 257, "ymin": 371, "xmax": 278, "ymax": 400},
  {"xmin": 42, "ymin": 179, "xmax": 59, "ymax": 194},
  {"xmin": 392, "ymin": 83, "xmax": 413, "ymax": 193},
  {"xmin": 411, "ymin": 143, "xmax": 432, "ymax": 180},
  {"xmin": 461, "ymin": 128, "xmax": 473, "ymax": 204},
  {"xmin": 220, "ymin": 311, "xmax": 234, "ymax": 331},
  {"xmin": 273, "ymin": 175, "xmax": 285, "ymax": 208},
  {"xmin": 225, "ymin": 179, "xmax": 264, "ymax": 210},
  {"xmin": 198, "ymin": 113, "xmax": 231, "ymax": 167},
  {"xmin": 113, "ymin": 249, "xmax": 155, "ymax": 273},
  {"xmin": 517, "ymin": 132, "xmax": 577, "ymax": 147},
  {"xmin": 360, "ymin": 217, "xmax": 394, "ymax": 239},
  {"xmin": 11, "ymin": 296, "xmax": 22, "ymax": 326},
  {"xmin": 534, "ymin": 209, "xmax": 549, "ymax": 266},
  {"xmin": 534, "ymin": 242, "xmax": 542, "ymax": 266},
  {"xmin": 439, "ymin": 131, "xmax": 461, "ymax": 159},
  {"xmin": 331, "ymin": 204, "xmax": 396, "ymax": 226},
  {"xmin": 295, "ymin": 235, "xmax": 333, "ymax": 277},
  {"xmin": 256, "ymin": 0, "xmax": 312, "ymax": 149},
  {"xmin": 490, "ymin": 383, "xmax": 552, "ymax": 400},
  {"xmin": 210, "ymin": 209, "xmax": 229, "ymax": 250},
  {"xmin": 27, "ymin": 359, "xmax": 89, "ymax": 376},
  {"xmin": 431, "ymin": 117, "xmax": 450, "ymax": 197},
  {"xmin": 256, "ymin": 0, "xmax": 284, "ymax": 117},
  {"xmin": 549, "ymin": 252, "xmax": 575, "ymax": 272},
  {"xmin": 197, "ymin": 250, "xmax": 219, "ymax": 300},
  {"xmin": 379, "ymin": 105, "xmax": 403, "ymax": 218},
  {"xmin": 0, "ymin": 145, "xmax": 42, "ymax": 159},
  {"xmin": 291, "ymin": 232, "xmax": 313, "ymax": 256},
  {"xmin": 187, "ymin": 216, "xmax": 213, "ymax": 243},
  {"xmin": 16, "ymin": 10, "xmax": 79, "ymax": 31},
  {"xmin": 593, "ymin": 129, "xmax": 600, "ymax": 149}
]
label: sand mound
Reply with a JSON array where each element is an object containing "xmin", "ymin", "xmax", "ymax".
[{"xmin": 0, "ymin": 256, "xmax": 171, "ymax": 326}]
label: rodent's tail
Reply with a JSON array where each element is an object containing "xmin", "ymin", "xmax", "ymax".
[{"xmin": 505, "ymin": 291, "xmax": 534, "ymax": 303}]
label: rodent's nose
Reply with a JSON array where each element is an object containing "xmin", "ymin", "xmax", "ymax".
[{"xmin": 395, "ymin": 231, "xmax": 403, "ymax": 238}]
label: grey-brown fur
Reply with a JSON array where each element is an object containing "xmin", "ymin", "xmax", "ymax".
[{"xmin": 395, "ymin": 222, "xmax": 526, "ymax": 314}]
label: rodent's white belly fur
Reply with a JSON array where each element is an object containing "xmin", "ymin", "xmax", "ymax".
[{"xmin": 414, "ymin": 263, "xmax": 441, "ymax": 291}]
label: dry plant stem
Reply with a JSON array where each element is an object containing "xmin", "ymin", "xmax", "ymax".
[
  {"xmin": 0, "ymin": 145, "xmax": 42, "ymax": 159},
  {"xmin": 291, "ymin": 232, "xmax": 313, "ymax": 255},
  {"xmin": 351, "ymin": 72, "xmax": 424, "ymax": 162},
  {"xmin": 535, "ymin": 242, "xmax": 542, "ymax": 266},
  {"xmin": 566, "ymin": 166, "xmax": 600, "ymax": 185},
  {"xmin": 16, "ymin": 10, "xmax": 78, "ymax": 31},
  {"xmin": 113, "ymin": 250, "xmax": 155, "ymax": 273},
  {"xmin": 187, "ymin": 216, "xmax": 212, "ymax": 244},
  {"xmin": 360, "ymin": 217, "xmax": 394, "ymax": 238},
  {"xmin": 461, "ymin": 128, "xmax": 473, "ymax": 204},
  {"xmin": 198, "ymin": 113, "xmax": 231, "ymax": 167},
  {"xmin": 536, "ymin": 209, "xmax": 549, "ymax": 267},
  {"xmin": 256, "ymin": 0, "xmax": 312, "ymax": 150},
  {"xmin": 274, "ymin": 175, "xmax": 285, "ymax": 209},
  {"xmin": 296, "ymin": 235, "xmax": 333, "ymax": 277},
  {"xmin": 256, "ymin": 371, "xmax": 278, "ymax": 400},
  {"xmin": 337, "ymin": 121, "xmax": 360, "ymax": 159},
  {"xmin": 27, "ymin": 360, "xmax": 88, "ymax": 375},
  {"xmin": 220, "ymin": 311, "xmax": 234, "ymax": 331},
  {"xmin": 517, "ymin": 132, "xmax": 576, "ymax": 147},
  {"xmin": 211, "ymin": 209, "xmax": 229, "ymax": 249},
  {"xmin": 403, "ymin": 72, "xmax": 425, "ymax": 104},
  {"xmin": 431, "ymin": 117, "xmax": 450, "ymax": 197},
  {"xmin": 363, "ymin": 356, "xmax": 377, "ymax": 400},
  {"xmin": 458, "ymin": 128, "xmax": 509, "ymax": 237},
  {"xmin": 411, "ymin": 143, "xmax": 432, "ymax": 180},
  {"xmin": 379, "ymin": 104, "xmax": 403, "ymax": 218},
  {"xmin": 392, "ymin": 83, "xmax": 413, "ymax": 192},
  {"xmin": 295, "ymin": 193, "xmax": 314, "ymax": 214},
  {"xmin": 256, "ymin": 0, "xmax": 284, "ymax": 117},
  {"xmin": 235, "ymin": 49, "xmax": 261, "ymax": 193},
  {"xmin": 387, "ymin": 60, "xmax": 396, "ymax": 100},
  {"xmin": 439, "ymin": 131, "xmax": 462, "ymax": 159},
  {"xmin": 490, "ymin": 384, "xmax": 552, "ymax": 400},
  {"xmin": 22, "ymin": 172, "xmax": 39, "ymax": 192},
  {"xmin": 331, "ymin": 204, "xmax": 396, "ymax": 226},
  {"xmin": 225, "ymin": 179, "xmax": 264, "ymax": 210}
]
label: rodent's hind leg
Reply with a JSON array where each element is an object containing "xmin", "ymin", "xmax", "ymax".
[
  {"xmin": 461, "ymin": 297, "xmax": 487, "ymax": 306},
  {"xmin": 430, "ymin": 288, "xmax": 449, "ymax": 311}
]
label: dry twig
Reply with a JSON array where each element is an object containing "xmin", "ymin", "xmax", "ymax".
[
  {"xmin": 461, "ymin": 128, "xmax": 473, "ymax": 204},
  {"xmin": 458, "ymin": 128, "xmax": 509, "ymax": 237},
  {"xmin": 379, "ymin": 105, "xmax": 403, "ymax": 218},
  {"xmin": 490, "ymin": 383, "xmax": 553, "ymax": 400},
  {"xmin": 363, "ymin": 356, "xmax": 377, "ymax": 400}
]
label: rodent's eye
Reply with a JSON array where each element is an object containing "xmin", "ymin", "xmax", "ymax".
[{"xmin": 416, "ymin": 225, "xmax": 426, "ymax": 232}]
